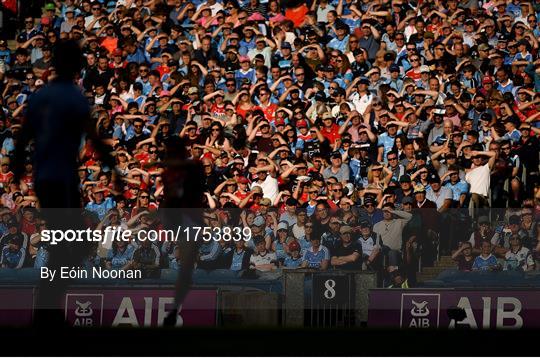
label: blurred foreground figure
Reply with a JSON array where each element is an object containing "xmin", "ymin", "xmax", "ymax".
[
  {"xmin": 14, "ymin": 40, "xmax": 115, "ymax": 326},
  {"xmin": 161, "ymin": 137, "xmax": 205, "ymax": 326}
]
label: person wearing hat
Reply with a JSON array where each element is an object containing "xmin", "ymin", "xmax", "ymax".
[
  {"xmin": 327, "ymin": 20, "xmax": 350, "ymax": 52},
  {"xmin": 283, "ymin": 240, "xmax": 303, "ymax": 268},
  {"xmin": 387, "ymin": 63, "xmax": 404, "ymax": 92},
  {"xmin": 322, "ymin": 150, "xmax": 349, "ymax": 184},
  {"xmin": 491, "ymin": 116, "xmax": 521, "ymax": 146},
  {"xmin": 330, "ymin": 225, "xmax": 362, "ymax": 270},
  {"xmin": 272, "ymin": 41, "xmax": 293, "ymax": 69},
  {"xmin": 425, "ymin": 172, "xmax": 452, "ymax": 212},
  {"xmin": 394, "ymin": 174, "xmax": 414, "ymax": 203},
  {"xmin": 272, "ymin": 221, "xmax": 292, "ymax": 264},
  {"xmin": 247, "ymin": 36, "xmax": 272, "ymax": 67},
  {"xmin": 439, "ymin": 163, "xmax": 469, "ymax": 207}
]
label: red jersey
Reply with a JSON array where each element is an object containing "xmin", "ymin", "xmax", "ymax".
[{"xmin": 321, "ymin": 124, "xmax": 340, "ymax": 145}]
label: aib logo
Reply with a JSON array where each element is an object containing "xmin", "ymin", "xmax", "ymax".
[
  {"xmin": 65, "ymin": 294, "xmax": 103, "ymax": 327},
  {"xmin": 400, "ymin": 294, "xmax": 440, "ymax": 328}
]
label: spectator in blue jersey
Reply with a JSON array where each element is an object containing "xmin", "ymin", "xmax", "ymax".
[
  {"xmin": 225, "ymin": 241, "xmax": 252, "ymax": 272},
  {"xmin": 283, "ymin": 240, "xmax": 302, "ymax": 268},
  {"xmin": 472, "ymin": 241, "xmax": 500, "ymax": 271},
  {"xmin": 85, "ymin": 187, "xmax": 116, "ymax": 221},
  {"xmin": 0, "ymin": 238, "xmax": 25, "ymax": 269},
  {"xmin": 105, "ymin": 240, "xmax": 135, "ymax": 270},
  {"xmin": 301, "ymin": 235, "xmax": 330, "ymax": 270}
]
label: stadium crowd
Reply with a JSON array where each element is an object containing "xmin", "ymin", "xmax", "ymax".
[{"xmin": 0, "ymin": 0, "xmax": 539, "ymax": 286}]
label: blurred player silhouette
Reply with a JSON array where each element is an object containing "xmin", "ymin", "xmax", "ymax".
[
  {"xmin": 14, "ymin": 40, "xmax": 116, "ymax": 326},
  {"xmin": 161, "ymin": 136, "xmax": 205, "ymax": 327}
]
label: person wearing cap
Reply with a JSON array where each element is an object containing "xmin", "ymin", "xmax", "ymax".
[
  {"xmin": 425, "ymin": 173, "xmax": 452, "ymax": 212},
  {"xmin": 247, "ymin": 36, "xmax": 272, "ymax": 68},
  {"xmin": 283, "ymin": 240, "xmax": 303, "ymax": 268},
  {"xmin": 322, "ymin": 150, "xmax": 350, "ymax": 184},
  {"xmin": 491, "ymin": 116, "xmax": 521, "ymax": 145},
  {"xmin": 441, "ymin": 165, "xmax": 469, "ymax": 208},
  {"xmin": 235, "ymin": 54, "xmax": 256, "ymax": 86},
  {"xmin": 272, "ymin": 221, "xmax": 292, "ymax": 264},
  {"xmin": 330, "ymin": 225, "xmax": 362, "ymax": 270}
]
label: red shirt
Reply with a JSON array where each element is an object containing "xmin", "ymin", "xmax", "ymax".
[
  {"xmin": 255, "ymin": 103, "xmax": 278, "ymax": 123},
  {"xmin": 405, "ymin": 68, "xmax": 422, "ymax": 81},
  {"xmin": 321, "ymin": 124, "xmax": 340, "ymax": 145},
  {"xmin": 0, "ymin": 171, "xmax": 14, "ymax": 187}
]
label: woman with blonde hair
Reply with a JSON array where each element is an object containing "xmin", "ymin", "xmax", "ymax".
[{"xmin": 366, "ymin": 162, "xmax": 392, "ymax": 190}]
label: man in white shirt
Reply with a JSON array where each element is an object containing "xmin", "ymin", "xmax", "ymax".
[
  {"xmin": 251, "ymin": 169, "xmax": 279, "ymax": 202},
  {"xmin": 465, "ymin": 150, "xmax": 496, "ymax": 209}
]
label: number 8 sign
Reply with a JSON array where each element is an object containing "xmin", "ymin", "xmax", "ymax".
[{"xmin": 313, "ymin": 275, "xmax": 350, "ymax": 306}]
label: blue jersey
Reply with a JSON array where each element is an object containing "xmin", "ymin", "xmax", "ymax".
[
  {"xmin": 85, "ymin": 197, "xmax": 116, "ymax": 221},
  {"xmin": 472, "ymin": 254, "xmax": 498, "ymax": 271},
  {"xmin": 302, "ymin": 245, "xmax": 330, "ymax": 269},
  {"xmin": 274, "ymin": 240, "xmax": 287, "ymax": 262},
  {"xmin": 107, "ymin": 245, "xmax": 135, "ymax": 270},
  {"xmin": 298, "ymin": 237, "xmax": 312, "ymax": 255},
  {"xmin": 230, "ymin": 250, "xmax": 248, "ymax": 271},
  {"xmin": 1, "ymin": 247, "xmax": 25, "ymax": 268},
  {"xmin": 284, "ymin": 256, "xmax": 302, "ymax": 268},
  {"xmin": 199, "ymin": 241, "xmax": 220, "ymax": 262}
]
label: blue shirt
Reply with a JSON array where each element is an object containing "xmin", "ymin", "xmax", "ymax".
[
  {"xmin": 85, "ymin": 197, "xmax": 116, "ymax": 221},
  {"xmin": 302, "ymin": 245, "xmax": 330, "ymax": 269},
  {"xmin": 444, "ymin": 180, "xmax": 470, "ymax": 202},
  {"xmin": 377, "ymin": 132, "xmax": 397, "ymax": 162},
  {"xmin": 199, "ymin": 241, "xmax": 220, "ymax": 262},
  {"xmin": 1, "ymin": 247, "xmax": 25, "ymax": 268},
  {"xmin": 284, "ymin": 256, "xmax": 302, "ymax": 268},
  {"xmin": 327, "ymin": 35, "xmax": 350, "ymax": 53},
  {"xmin": 230, "ymin": 250, "xmax": 247, "ymax": 271},
  {"xmin": 472, "ymin": 254, "xmax": 498, "ymax": 271},
  {"xmin": 107, "ymin": 245, "xmax": 135, "ymax": 270}
]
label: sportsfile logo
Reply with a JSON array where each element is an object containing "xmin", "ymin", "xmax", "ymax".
[
  {"xmin": 65, "ymin": 294, "xmax": 104, "ymax": 327},
  {"xmin": 400, "ymin": 294, "xmax": 440, "ymax": 328}
]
